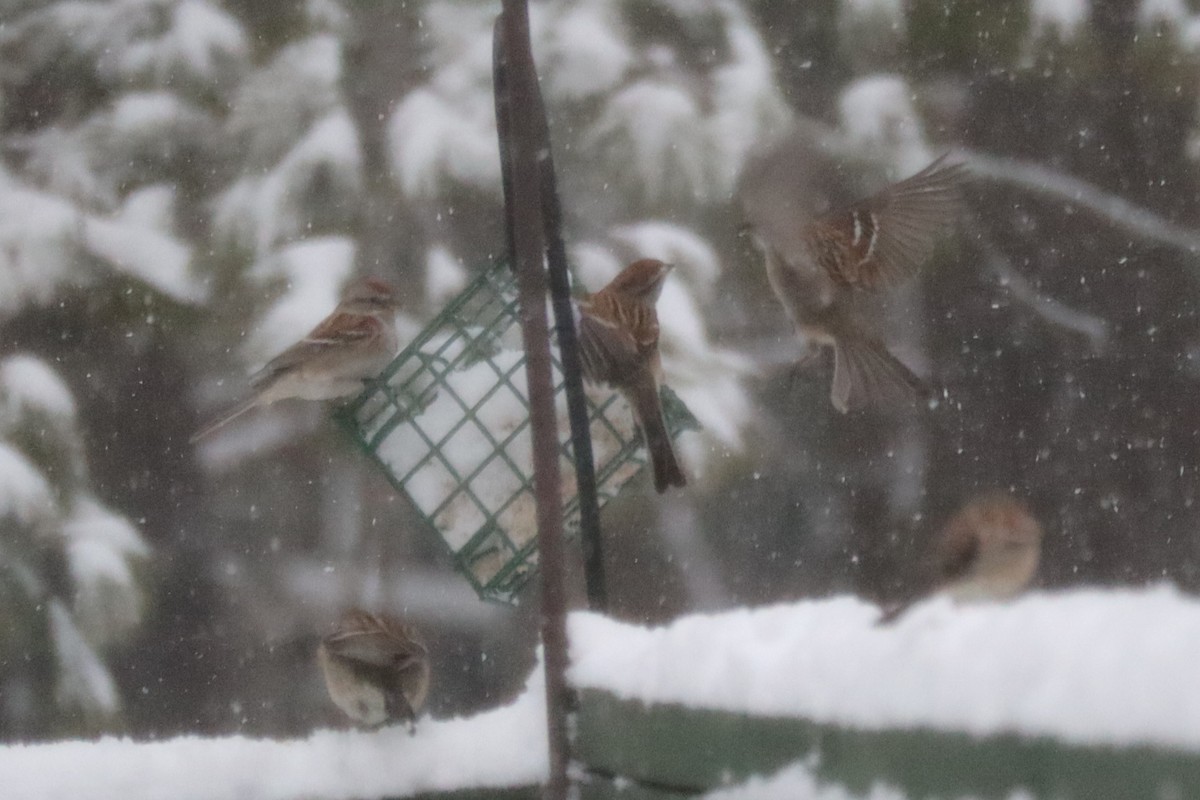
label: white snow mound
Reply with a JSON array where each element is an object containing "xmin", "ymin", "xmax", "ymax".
[{"xmin": 569, "ymin": 586, "xmax": 1200, "ymax": 751}]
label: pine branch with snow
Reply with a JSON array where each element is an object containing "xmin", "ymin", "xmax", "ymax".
[{"xmin": 0, "ymin": 356, "xmax": 148, "ymax": 732}]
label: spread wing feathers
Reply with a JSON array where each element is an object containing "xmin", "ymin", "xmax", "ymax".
[
  {"xmin": 812, "ymin": 154, "xmax": 967, "ymax": 291},
  {"xmin": 323, "ymin": 612, "xmax": 426, "ymax": 668},
  {"xmin": 575, "ymin": 297, "xmax": 655, "ymax": 386},
  {"xmin": 252, "ymin": 314, "xmax": 383, "ymax": 387}
]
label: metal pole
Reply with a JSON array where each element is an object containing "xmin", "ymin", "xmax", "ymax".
[
  {"xmin": 493, "ymin": 6, "xmax": 570, "ymax": 799},
  {"xmin": 527, "ymin": 70, "xmax": 609, "ymax": 613},
  {"xmin": 491, "ymin": 2, "xmax": 605, "ymax": 612}
]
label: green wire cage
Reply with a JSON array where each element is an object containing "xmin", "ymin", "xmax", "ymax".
[{"xmin": 338, "ymin": 261, "xmax": 698, "ymax": 605}]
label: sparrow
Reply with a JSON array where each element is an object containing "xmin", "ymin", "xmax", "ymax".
[
  {"xmin": 879, "ymin": 491, "xmax": 1043, "ymax": 624},
  {"xmin": 191, "ymin": 277, "xmax": 401, "ymax": 442},
  {"xmin": 575, "ymin": 258, "xmax": 686, "ymax": 493},
  {"xmin": 317, "ymin": 608, "xmax": 431, "ymax": 730},
  {"xmin": 744, "ymin": 154, "xmax": 966, "ymax": 413}
]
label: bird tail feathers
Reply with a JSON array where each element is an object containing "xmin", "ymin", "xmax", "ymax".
[
  {"xmin": 627, "ymin": 379, "xmax": 686, "ymax": 493},
  {"xmin": 831, "ymin": 334, "xmax": 927, "ymax": 414},
  {"xmin": 190, "ymin": 395, "xmax": 260, "ymax": 443}
]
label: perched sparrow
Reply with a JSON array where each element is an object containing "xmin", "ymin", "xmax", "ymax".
[
  {"xmin": 879, "ymin": 491, "xmax": 1043, "ymax": 624},
  {"xmin": 576, "ymin": 258, "xmax": 686, "ymax": 493},
  {"xmin": 191, "ymin": 277, "xmax": 401, "ymax": 442},
  {"xmin": 745, "ymin": 154, "xmax": 965, "ymax": 413},
  {"xmin": 317, "ymin": 608, "xmax": 431, "ymax": 729}
]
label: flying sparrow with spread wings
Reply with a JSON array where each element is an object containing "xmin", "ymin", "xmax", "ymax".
[
  {"xmin": 879, "ymin": 491, "xmax": 1043, "ymax": 624},
  {"xmin": 744, "ymin": 154, "xmax": 966, "ymax": 413},
  {"xmin": 191, "ymin": 277, "xmax": 401, "ymax": 442},
  {"xmin": 575, "ymin": 258, "xmax": 686, "ymax": 493},
  {"xmin": 317, "ymin": 608, "xmax": 431, "ymax": 730}
]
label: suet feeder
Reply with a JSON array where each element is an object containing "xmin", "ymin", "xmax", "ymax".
[{"xmin": 338, "ymin": 260, "xmax": 698, "ymax": 605}]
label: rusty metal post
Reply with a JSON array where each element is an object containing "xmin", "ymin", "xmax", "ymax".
[{"xmin": 494, "ymin": 5, "xmax": 570, "ymax": 798}]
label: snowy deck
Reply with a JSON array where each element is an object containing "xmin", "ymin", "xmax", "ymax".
[{"xmin": 5, "ymin": 588, "xmax": 1200, "ymax": 799}]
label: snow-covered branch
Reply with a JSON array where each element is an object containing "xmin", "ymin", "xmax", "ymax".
[
  {"xmin": 974, "ymin": 228, "xmax": 1112, "ymax": 354},
  {"xmin": 957, "ymin": 148, "xmax": 1200, "ymax": 256}
]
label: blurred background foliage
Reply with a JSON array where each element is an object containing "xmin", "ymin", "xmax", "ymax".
[{"xmin": 0, "ymin": 0, "xmax": 1198, "ymax": 740}]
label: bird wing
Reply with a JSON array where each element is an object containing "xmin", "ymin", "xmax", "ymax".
[
  {"xmin": 934, "ymin": 511, "xmax": 981, "ymax": 584},
  {"xmin": 323, "ymin": 611, "xmax": 427, "ymax": 668},
  {"xmin": 323, "ymin": 626, "xmax": 425, "ymax": 668},
  {"xmin": 251, "ymin": 313, "xmax": 384, "ymax": 388},
  {"xmin": 808, "ymin": 154, "xmax": 966, "ymax": 291},
  {"xmin": 575, "ymin": 295, "xmax": 656, "ymax": 386}
]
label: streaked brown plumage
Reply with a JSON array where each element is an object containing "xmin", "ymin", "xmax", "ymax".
[
  {"xmin": 879, "ymin": 491, "xmax": 1043, "ymax": 624},
  {"xmin": 575, "ymin": 258, "xmax": 686, "ymax": 493},
  {"xmin": 316, "ymin": 609, "xmax": 430, "ymax": 729},
  {"xmin": 191, "ymin": 277, "xmax": 401, "ymax": 442},
  {"xmin": 747, "ymin": 154, "xmax": 966, "ymax": 413}
]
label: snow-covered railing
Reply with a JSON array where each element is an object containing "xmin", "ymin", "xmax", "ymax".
[
  {"xmin": 9, "ymin": 588, "xmax": 1200, "ymax": 799},
  {"xmin": 0, "ymin": 671, "xmax": 547, "ymax": 800},
  {"xmin": 567, "ymin": 587, "xmax": 1200, "ymax": 799}
]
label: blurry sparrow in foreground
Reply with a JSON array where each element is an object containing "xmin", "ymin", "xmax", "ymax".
[
  {"xmin": 576, "ymin": 258, "xmax": 686, "ymax": 493},
  {"xmin": 191, "ymin": 278, "xmax": 401, "ymax": 442},
  {"xmin": 879, "ymin": 491, "xmax": 1043, "ymax": 624},
  {"xmin": 317, "ymin": 609, "xmax": 430, "ymax": 730},
  {"xmin": 744, "ymin": 154, "xmax": 965, "ymax": 413}
]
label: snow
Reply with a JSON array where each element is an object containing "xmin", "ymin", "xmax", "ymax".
[
  {"xmin": 214, "ymin": 111, "xmax": 362, "ymax": 256},
  {"xmin": 168, "ymin": 0, "xmax": 249, "ymax": 79},
  {"xmin": 702, "ymin": 762, "xmax": 1033, "ymax": 800},
  {"xmin": 118, "ymin": 184, "xmax": 178, "ymax": 234},
  {"xmin": 838, "ymin": 75, "xmax": 930, "ymax": 174},
  {"xmin": 587, "ymin": 79, "xmax": 707, "ymax": 201},
  {"xmin": 541, "ymin": 1, "xmax": 633, "ymax": 100},
  {"xmin": 1133, "ymin": 0, "xmax": 1200, "ymax": 50},
  {"xmin": 0, "ymin": 356, "xmax": 77, "ymax": 422},
  {"xmin": 569, "ymin": 587, "xmax": 1200, "ymax": 751},
  {"xmin": 224, "ymin": 35, "xmax": 343, "ymax": 168},
  {"xmin": 388, "ymin": 88, "xmax": 502, "ymax": 199},
  {"xmin": 107, "ymin": 91, "xmax": 205, "ymax": 140},
  {"xmin": 63, "ymin": 497, "xmax": 149, "ymax": 646},
  {"xmin": 706, "ymin": 7, "xmax": 790, "ymax": 194},
  {"xmin": 1138, "ymin": 0, "xmax": 1189, "ymax": 28},
  {"xmin": 244, "ymin": 237, "xmax": 358, "ymax": 365},
  {"xmin": 0, "ymin": 167, "xmax": 203, "ymax": 308},
  {"xmin": 0, "ymin": 174, "xmax": 87, "ymax": 314},
  {"xmin": 0, "ymin": 664, "xmax": 547, "ymax": 800},
  {"xmin": 389, "ymin": 0, "xmax": 782, "ymax": 207},
  {"xmin": 419, "ymin": 2, "xmax": 497, "ymax": 99},
  {"xmin": 113, "ymin": 0, "xmax": 248, "ymax": 89},
  {"xmin": 0, "ymin": 443, "xmax": 55, "ymax": 527},
  {"xmin": 14, "ymin": 125, "xmax": 115, "ymax": 209},
  {"xmin": 656, "ymin": 283, "xmax": 753, "ymax": 449},
  {"xmin": 384, "ymin": 0, "xmax": 507, "ymax": 200},
  {"xmin": 48, "ymin": 600, "xmax": 120, "ymax": 718},
  {"xmin": 1029, "ymin": 0, "xmax": 1090, "ymax": 39},
  {"xmin": 84, "ymin": 215, "xmax": 203, "ymax": 304},
  {"xmin": 840, "ymin": 0, "xmax": 904, "ymax": 24},
  {"xmin": 305, "ymin": 0, "xmax": 350, "ymax": 34},
  {"xmin": 425, "ymin": 244, "xmax": 470, "ymax": 308}
]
